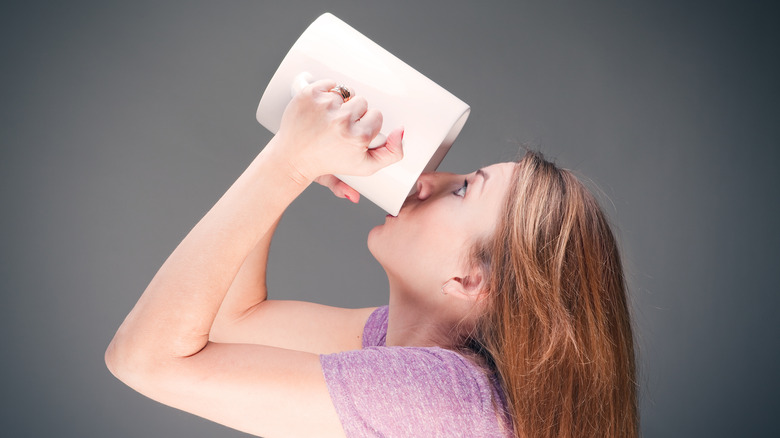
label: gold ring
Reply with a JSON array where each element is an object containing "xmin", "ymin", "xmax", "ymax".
[{"xmin": 329, "ymin": 85, "xmax": 352, "ymax": 102}]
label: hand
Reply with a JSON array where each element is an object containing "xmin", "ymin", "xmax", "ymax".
[{"xmin": 271, "ymin": 79, "xmax": 404, "ymax": 182}]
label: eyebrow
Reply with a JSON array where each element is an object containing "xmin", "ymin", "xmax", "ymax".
[{"xmin": 476, "ymin": 168, "xmax": 489, "ymax": 194}]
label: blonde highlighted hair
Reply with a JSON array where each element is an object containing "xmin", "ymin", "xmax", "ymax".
[{"xmin": 471, "ymin": 151, "xmax": 638, "ymax": 437}]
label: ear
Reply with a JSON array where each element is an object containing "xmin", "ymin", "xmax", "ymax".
[{"xmin": 442, "ymin": 268, "xmax": 486, "ymax": 302}]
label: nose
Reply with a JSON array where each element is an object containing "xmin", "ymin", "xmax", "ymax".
[
  {"xmin": 413, "ymin": 172, "xmax": 453, "ymax": 201},
  {"xmin": 411, "ymin": 172, "xmax": 432, "ymax": 201}
]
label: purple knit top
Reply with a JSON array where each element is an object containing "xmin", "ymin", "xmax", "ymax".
[{"xmin": 320, "ymin": 306, "xmax": 512, "ymax": 437}]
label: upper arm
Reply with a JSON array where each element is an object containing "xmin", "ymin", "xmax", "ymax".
[
  {"xmin": 116, "ymin": 342, "xmax": 346, "ymax": 438},
  {"xmin": 209, "ymin": 300, "xmax": 376, "ymax": 354}
]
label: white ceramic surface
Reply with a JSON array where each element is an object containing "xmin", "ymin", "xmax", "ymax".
[{"xmin": 256, "ymin": 13, "xmax": 470, "ymax": 215}]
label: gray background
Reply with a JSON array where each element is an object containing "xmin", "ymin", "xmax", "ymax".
[{"xmin": 2, "ymin": 1, "xmax": 778, "ymax": 437}]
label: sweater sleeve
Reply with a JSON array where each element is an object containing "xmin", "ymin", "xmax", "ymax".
[
  {"xmin": 320, "ymin": 308, "xmax": 509, "ymax": 438},
  {"xmin": 361, "ymin": 306, "xmax": 388, "ymax": 348}
]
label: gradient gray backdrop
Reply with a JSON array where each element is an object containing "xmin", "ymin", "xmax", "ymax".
[{"xmin": 2, "ymin": 1, "xmax": 778, "ymax": 436}]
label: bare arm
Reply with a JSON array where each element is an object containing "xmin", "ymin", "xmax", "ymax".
[
  {"xmin": 210, "ymin": 177, "xmax": 374, "ymax": 354},
  {"xmin": 105, "ymin": 80, "xmax": 403, "ymax": 437},
  {"xmin": 212, "ymin": 216, "xmax": 280, "ymax": 323}
]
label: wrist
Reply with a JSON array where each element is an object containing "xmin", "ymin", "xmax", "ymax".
[{"xmin": 262, "ymin": 135, "xmax": 318, "ymax": 187}]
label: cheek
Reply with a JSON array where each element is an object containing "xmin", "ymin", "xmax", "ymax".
[
  {"xmin": 373, "ymin": 225, "xmax": 469, "ymax": 279},
  {"xmin": 368, "ymin": 201, "xmax": 476, "ymax": 270}
]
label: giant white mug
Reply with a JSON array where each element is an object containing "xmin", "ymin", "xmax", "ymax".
[{"xmin": 256, "ymin": 13, "xmax": 470, "ymax": 216}]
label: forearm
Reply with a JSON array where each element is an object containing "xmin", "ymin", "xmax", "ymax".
[
  {"xmin": 213, "ymin": 215, "xmax": 280, "ymax": 324},
  {"xmin": 107, "ymin": 79, "xmax": 402, "ymax": 377},
  {"xmin": 107, "ymin": 138, "xmax": 309, "ymax": 363}
]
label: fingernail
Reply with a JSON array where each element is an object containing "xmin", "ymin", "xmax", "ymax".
[{"xmin": 345, "ymin": 194, "xmax": 355, "ymax": 203}]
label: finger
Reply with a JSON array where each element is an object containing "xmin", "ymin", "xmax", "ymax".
[
  {"xmin": 338, "ymin": 85, "xmax": 356, "ymax": 102},
  {"xmin": 302, "ymin": 79, "xmax": 342, "ymax": 109},
  {"xmin": 356, "ymin": 109, "xmax": 383, "ymax": 140},
  {"xmin": 319, "ymin": 82, "xmax": 356, "ymax": 107},
  {"xmin": 309, "ymin": 79, "xmax": 338, "ymax": 93},
  {"xmin": 314, "ymin": 174, "xmax": 341, "ymax": 194},
  {"xmin": 314, "ymin": 175, "xmax": 360, "ymax": 202},
  {"xmin": 335, "ymin": 180, "xmax": 360, "ymax": 203},
  {"xmin": 341, "ymin": 96, "xmax": 368, "ymax": 122},
  {"xmin": 309, "ymin": 80, "xmax": 344, "ymax": 107},
  {"xmin": 366, "ymin": 127, "xmax": 404, "ymax": 170}
]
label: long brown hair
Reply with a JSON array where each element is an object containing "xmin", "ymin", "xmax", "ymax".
[{"xmin": 471, "ymin": 151, "xmax": 638, "ymax": 437}]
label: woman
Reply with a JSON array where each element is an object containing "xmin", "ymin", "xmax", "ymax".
[{"xmin": 106, "ymin": 79, "xmax": 638, "ymax": 437}]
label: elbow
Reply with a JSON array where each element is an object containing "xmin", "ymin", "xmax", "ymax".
[
  {"xmin": 105, "ymin": 334, "xmax": 136, "ymax": 385},
  {"xmin": 104, "ymin": 332, "xmax": 157, "ymax": 389},
  {"xmin": 105, "ymin": 329, "xmax": 195, "ymax": 394},
  {"xmin": 105, "ymin": 334, "xmax": 184, "ymax": 405},
  {"xmin": 104, "ymin": 336, "xmax": 124, "ymax": 380}
]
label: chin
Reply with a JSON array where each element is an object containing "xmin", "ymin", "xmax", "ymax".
[
  {"xmin": 366, "ymin": 224, "xmax": 391, "ymax": 267},
  {"xmin": 366, "ymin": 225, "xmax": 380, "ymax": 258}
]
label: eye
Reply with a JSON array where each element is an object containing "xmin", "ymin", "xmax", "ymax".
[{"xmin": 453, "ymin": 178, "xmax": 468, "ymax": 197}]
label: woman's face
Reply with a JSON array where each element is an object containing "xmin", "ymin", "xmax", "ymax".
[{"xmin": 368, "ymin": 162, "xmax": 516, "ymax": 295}]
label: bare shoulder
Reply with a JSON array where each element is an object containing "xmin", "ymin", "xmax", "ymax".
[{"xmin": 210, "ymin": 300, "xmax": 377, "ymax": 354}]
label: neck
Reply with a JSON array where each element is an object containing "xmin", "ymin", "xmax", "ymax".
[{"xmin": 384, "ymin": 278, "xmax": 462, "ymax": 349}]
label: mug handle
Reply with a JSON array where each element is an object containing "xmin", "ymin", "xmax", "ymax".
[{"xmin": 291, "ymin": 72, "xmax": 387, "ymax": 149}]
